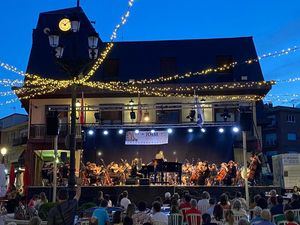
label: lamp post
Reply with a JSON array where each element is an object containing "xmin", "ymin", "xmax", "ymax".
[
  {"xmin": 47, "ymin": 18, "xmax": 99, "ymax": 188},
  {"xmin": 0, "ymin": 147, "xmax": 7, "ymax": 164}
]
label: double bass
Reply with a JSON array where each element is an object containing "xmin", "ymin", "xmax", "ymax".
[{"xmin": 248, "ymin": 154, "xmax": 260, "ymax": 181}]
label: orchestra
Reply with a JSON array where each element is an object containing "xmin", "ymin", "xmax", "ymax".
[{"xmin": 41, "ymin": 152, "xmax": 262, "ymax": 187}]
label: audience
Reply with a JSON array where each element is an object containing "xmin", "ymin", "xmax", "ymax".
[
  {"xmin": 256, "ymin": 209, "xmax": 275, "ymax": 225},
  {"xmin": 202, "ymin": 213, "xmax": 217, "ymax": 225},
  {"xmin": 170, "ymin": 199, "xmax": 180, "ymax": 214},
  {"xmin": 285, "ymin": 194, "xmax": 300, "ymax": 210},
  {"xmin": 285, "ymin": 210, "xmax": 298, "ymax": 225},
  {"xmin": 28, "ymin": 195, "xmax": 39, "ymax": 209},
  {"xmin": 126, "ymin": 204, "xmax": 136, "ymax": 219},
  {"xmin": 179, "ymin": 193, "xmax": 192, "ymax": 209},
  {"xmin": 186, "ymin": 199, "xmax": 202, "ymax": 225},
  {"xmin": 28, "ymin": 216, "xmax": 42, "ymax": 225},
  {"xmin": 232, "ymin": 199, "xmax": 247, "ymax": 217},
  {"xmin": 235, "ymin": 192, "xmax": 247, "ymax": 210},
  {"xmin": 206, "ymin": 198, "xmax": 216, "ymax": 217},
  {"xmin": 257, "ymin": 194, "xmax": 268, "ymax": 210},
  {"xmin": 35, "ymin": 192, "xmax": 48, "ymax": 210},
  {"xmin": 224, "ymin": 210, "xmax": 235, "ymax": 225},
  {"xmin": 91, "ymin": 199, "xmax": 110, "ymax": 225},
  {"xmin": 219, "ymin": 194, "xmax": 231, "ymax": 210},
  {"xmin": 150, "ymin": 201, "xmax": 168, "ymax": 225},
  {"xmin": 132, "ymin": 201, "xmax": 151, "ymax": 225},
  {"xmin": 211, "ymin": 204, "xmax": 224, "ymax": 223},
  {"xmin": 250, "ymin": 206, "xmax": 263, "ymax": 225},
  {"xmin": 163, "ymin": 192, "xmax": 171, "ymax": 205},
  {"xmin": 104, "ymin": 194, "xmax": 113, "ymax": 207},
  {"xmin": 120, "ymin": 191, "xmax": 131, "ymax": 210},
  {"xmin": 198, "ymin": 191, "xmax": 211, "ymax": 213},
  {"xmin": 270, "ymin": 195, "xmax": 284, "ymax": 216}
]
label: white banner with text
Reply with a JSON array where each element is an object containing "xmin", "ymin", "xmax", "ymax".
[{"xmin": 125, "ymin": 131, "xmax": 168, "ymax": 145}]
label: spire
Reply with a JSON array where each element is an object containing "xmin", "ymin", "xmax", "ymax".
[{"xmin": 77, "ymin": 0, "xmax": 80, "ymax": 7}]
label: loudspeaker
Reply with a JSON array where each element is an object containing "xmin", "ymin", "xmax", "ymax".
[
  {"xmin": 139, "ymin": 178, "xmax": 150, "ymax": 186},
  {"xmin": 60, "ymin": 152, "xmax": 67, "ymax": 162},
  {"xmin": 46, "ymin": 112, "xmax": 59, "ymax": 135},
  {"xmin": 240, "ymin": 112, "xmax": 252, "ymax": 131},
  {"xmin": 125, "ymin": 178, "xmax": 137, "ymax": 185}
]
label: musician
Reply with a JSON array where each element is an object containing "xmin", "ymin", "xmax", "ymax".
[
  {"xmin": 249, "ymin": 153, "xmax": 262, "ymax": 185},
  {"xmin": 154, "ymin": 150, "xmax": 165, "ymax": 183},
  {"xmin": 155, "ymin": 150, "xmax": 165, "ymax": 160},
  {"xmin": 225, "ymin": 160, "xmax": 237, "ymax": 186},
  {"xmin": 130, "ymin": 158, "xmax": 143, "ymax": 178}
]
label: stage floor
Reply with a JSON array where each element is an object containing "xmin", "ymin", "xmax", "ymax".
[{"xmin": 28, "ymin": 185, "xmax": 281, "ymax": 205}]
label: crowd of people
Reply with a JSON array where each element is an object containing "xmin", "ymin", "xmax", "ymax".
[{"xmin": 2, "ymin": 185, "xmax": 300, "ymax": 225}]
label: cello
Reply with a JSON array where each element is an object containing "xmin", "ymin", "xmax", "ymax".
[{"xmin": 100, "ymin": 159, "xmax": 113, "ymax": 186}]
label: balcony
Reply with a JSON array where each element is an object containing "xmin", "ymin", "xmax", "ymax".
[{"xmin": 12, "ymin": 137, "xmax": 28, "ymax": 146}]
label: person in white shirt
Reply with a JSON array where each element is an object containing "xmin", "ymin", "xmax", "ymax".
[
  {"xmin": 151, "ymin": 201, "xmax": 168, "ymax": 225},
  {"xmin": 198, "ymin": 191, "xmax": 211, "ymax": 214},
  {"xmin": 120, "ymin": 191, "xmax": 131, "ymax": 210}
]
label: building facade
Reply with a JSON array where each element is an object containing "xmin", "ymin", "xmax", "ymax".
[{"xmin": 19, "ymin": 7, "xmax": 271, "ymax": 185}]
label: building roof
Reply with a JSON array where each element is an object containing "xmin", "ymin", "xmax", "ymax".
[
  {"xmin": 0, "ymin": 113, "xmax": 28, "ymax": 129},
  {"xmin": 265, "ymin": 105, "xmax": 300, "ymax": 113},
  {"xmin": 26, "ymin": 7, "xmax": 266, "ymax": 84}
]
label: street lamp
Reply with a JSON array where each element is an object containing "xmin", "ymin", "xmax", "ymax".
[
  {"xmin": 1, "ymin": 147, "xmax": 7, "ymax": 164},
  {"xmin": 47, "ymin": 18, "xmax": 99, "ymax": 188}
]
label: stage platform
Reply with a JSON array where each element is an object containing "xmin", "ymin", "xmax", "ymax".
[{"xmin": 28, "ymin": 185, "xmax": 281, "ymax": 206}]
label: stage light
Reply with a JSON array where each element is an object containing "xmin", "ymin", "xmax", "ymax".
[
  {"xmin": 129, "ymin": 99, "xmax": 134, "ymax": 106},
  {"xmin": 98, "ymin": 152, "xmax": 102, "ymax": 156},
  {"xmin": 135, "ymin": 129, "xmax": 139, "ymax": 134},
  {"xmin": 103, "ymin": 130, "xmax": 109, "ymax": 135},
  {"xmin": 218, "ymin": 128, "xmax": 225, "ymax": 133},
  {"xmin": 232, "ymin": 126, "xmax": 240, "ymax": 133},
  {"xmin": 188, "ymin": 128, "xmax": 193, "ymax": 133},
  {"xmin": 167, "ymin": 128, "xmax": 173, "ymax": 134},
  {"xmin": 201, "ymin": 128, "xmax": 206, "ymax": 133},
  {"xmin": 118, "ymin": 129, "xmax": 124, "ymax": 134},
  {"xmin": 88, "ymin": 129, "xmax": 94, "ymax": 136},
  {"xmin": 75, "ymin": 100, "xmax": 81, "ymax": 107},
  {"xmin": 150, "ymin": 129, "xmax": 155, "ymax": 134}
]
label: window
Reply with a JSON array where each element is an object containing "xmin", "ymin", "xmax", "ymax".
[
  {"xmin": 155, "ymin": 103, "xmax": 181, "ymax": 124},
  {"xmin": 103, "ymin": 59, "xmax": 119, "ymax": 78},
  {"xmin": 98, "ymin": 104, "xmax": 123, "ymax": 125},
  {"xmin": 160, "ymin": 57, "xmax": 177, "ymax": 75},
  {"xmin": 265, "ymin": 133, "xmax": 277, "ymax": 146},
  {"xmin": 216, "ymin": 55, "xmax": 234, "ymax": 74},
  {"xmin": 267, "ymin": 115, "xmax": 276, "ymax": 127},
  {"xmin": 287, "ymin": 115, "xmax": 296, "ymax": 123},
  {"xmin": 287, "ymin": 133, "xmax": 297, "ymax": 141}
]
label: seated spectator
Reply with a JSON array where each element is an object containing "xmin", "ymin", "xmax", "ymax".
[
  {"xmin": 155, "ymin": 196, "xmax": 163, "ymax": 205},
  {"xmin": 29, "ymin": 216, "xmax": 42, "ymax": 225},
  {"xmin": 239, "ymin": 218, "xmax": 250, "ymax": 225},
  {"xmin": 219, "ymin": 194, "xmax": 231, "ymax": 210},
  {"xmin": 35, "ymin": 192, "xmax": 48, "ymax": 210},
  {"xmin": 285, "ymin": 210, "xmax": 299, "ymax": 225},
  {"xmin": 211, "ymin": 204, "xmax": 224, "ymax": 223},
  {"xmin": 267, "ymin": 190, "xmax": 277, "ymax": 207},
  {"xmin": 256, "ymin": 209, "xmax": 275, "ymax": 225},
  {"xmin": 95, "ymin": 191, "xmax": 104, "ymax": 206},
  {"xmin": 180, "ymin": 194, "xmax": 192, "ymax": 209},
  {"xmin": 235, "ymin": 192, "xmax": 247, "ymax": 210},
  {"xmin": 104, "ymin": 194, "xmax": 113, "ymax": 207},
  {"xmin": 186, "ymin": 199, "xmax": 202, "ymax": 225},
  {"xmin": 28, "ymin": 195, "xmax": 39, "ymax": 208},
  {"xmin": 270, "ymin": 195, "xmax": 284, "ymax": 216},
  {"xmin": 268, "ymin": 197, "xmax": 277, "ymax": 209},
  {"xmin": 163, "ymin": 192, "xmax": 171, "ymax": 205},
  {"xmin": 198, "ymin": 192, "xmax": 210, "ymax": 214},
  {"xmin": 206, "ymin": 198, "xmax": 216, "ymax": 217},
  {"xmin": 132, "ymin": 201, "xmax": 151, "ymax": 225},
  {"xmin": 257, "ymin": 194, "xmax": 268, "ymax": 210},
  {"xmin": 151, "ymin": 201, "xmax": 168, "ymax": 225},
  {"xmin": 250, "ymin": 195, "xmax": 262, "ymax": 209},
  {"xmin": 91, "ymin": 199, "xmax": 110, "ymax": 225},
  {"xmin": 232, "ymin": 199, "xmax": 247, "ymax": 217},
  {"xmin": 123, "ymin": 216, "xmax": 133, "ymax": 225},
  {"xmin": 126, "ymin": 204, "xmax": 136, "ymax": 219},
  {"xmin": 285, "ymin": 194, "xmax": 300, "ymax": 210},
  {"xmin": 224, "ymin": 210, "xmax": 234, "ymax": 225},
  {"xmin": 120, "ymin": 191, "xmax": 131, "ymax": 210},
  {"xmin": 250, "ymin": 206, "xmax": 263, "ymax": 225},
  {"xmin": 170, "ymin": 199, "xmax": 180, "ymax": 214},
  {"xmin": 202, "ymin": 213, "xmax": 217, "ymax": 225}
]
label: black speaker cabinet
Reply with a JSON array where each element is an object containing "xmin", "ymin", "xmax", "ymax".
[
  {"xmin": 125, "ymin": 178, "xmax": 138, "ymax": 185},
  {"xmin": 139, "ymin": 178, "xmax": 150, "ymax": 186}
]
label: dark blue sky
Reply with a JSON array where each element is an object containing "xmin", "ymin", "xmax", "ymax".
[{"xmin": 0, "ymin": 0, "xmax": 300, "ymax": 117}]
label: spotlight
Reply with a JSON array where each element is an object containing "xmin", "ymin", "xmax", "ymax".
[
  {"xmin": 150, "ymin": 129, "xmax": 155, "ymax": 134},
  {"xmin": 129, "ymin": 99, "xmax": 134, "ymax": 106},
  {"xmin": 75, "ymin": 100, "xmax": 81, "ymax": 107},
  {"xmin": 188, "ymin": 128, "xmax": 193, "ymax": 133},
  {"xmin": 135, "ymin": 129, "xmax": 139, "ymax": 134},
  {"xmin": 88, "ymin": 129, "xmax": 94, "ymax": 136},
  {"xmin": 167, "ymin": 128, "xmax": 173, "ymax": 134},
  {"xmin": 98, "ymin": 152, "xmax": 102, "ymax": 156},
  {"xmin": 201, "ymin": 128, "xmax": 206, "ymax": 133},
  {"xmin": 218, "ymin": 128, "xmax": 225, "ymax": 133},
  {"xmin": 232, "ymin": 126, "xmax": 240, "ymax": 133},
  {"xmin": 144, "ymin": 111, "xmax": 150, "ymax": 122},
  {"xmin": 103, "ymin": 130, "xmax": 109, "ymax": 135},
  {"xmin": 118, "ymin": 129, "xmax": 124, "ymax": 134}
]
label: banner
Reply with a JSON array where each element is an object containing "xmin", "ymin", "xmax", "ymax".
[{"xmin": 125, "ymin": 131, "xmax": 168, "ymax": 145}]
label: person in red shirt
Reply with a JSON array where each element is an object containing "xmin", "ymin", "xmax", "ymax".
[
  {"xmin": 285, "ymin": 210, "xmax": 299, "ymax": 225},
  {"xmin": 186, "ymin": 199, "xmax": 202, "ymax": 225},
  {"xmin": 180, "ymin": 194, "xmax": 192, "ymax": 222}
]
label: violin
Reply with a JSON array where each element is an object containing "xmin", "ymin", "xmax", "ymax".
[{"xmin": 216, "ymin": 164, "xmax": 228, "ymax": 182}]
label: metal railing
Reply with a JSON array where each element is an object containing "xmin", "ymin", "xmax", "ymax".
[
  {"xmin": 12, "ymin": 136, "xmax": 28, "ymax": 146},
  {"xmin": 30, "ymin": 124, "xmax": 82, "ymax": 139}
]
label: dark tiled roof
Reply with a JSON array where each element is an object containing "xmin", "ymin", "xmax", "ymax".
[{"xmin": 26, "ymin": 7, "xmax": 265, "ymax": 84}]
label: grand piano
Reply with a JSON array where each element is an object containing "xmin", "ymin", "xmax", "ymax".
[{"xmin": 140, "ymin": 161, "xmax": 182, "ymax": 184}]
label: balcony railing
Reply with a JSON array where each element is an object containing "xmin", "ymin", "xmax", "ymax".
[
  {"xmin": 30, "ymin": 124, "xmax": 82, "ymax": 139},
  {"xmin": 12, "ymin": 137, "xmax": 28, "ymax": 146}
]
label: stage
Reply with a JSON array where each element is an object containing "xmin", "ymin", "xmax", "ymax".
[{"xmin": 28, "ymin": 185, "xmax": 281, "ymax": 206}]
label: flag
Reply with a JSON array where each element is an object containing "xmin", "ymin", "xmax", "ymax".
[
  {"xmin": 195, "ymin": 95, "xmax": 204, "ymax": 127},
  {"xmin": 80, "ymin": 92, "xmax": 85, "ymax": 124},
  {"xmin": 137, "ymin": 93, "xmax": 142, "ymax": 123}
]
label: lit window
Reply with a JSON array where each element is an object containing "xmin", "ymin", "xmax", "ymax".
[
  {"xmin": 287, "ymin": 115, "xmax": 296, "ymax": 123},
  {"xmin": 287, "ymin": 133, "xmax": 297, "ymax": 141}
]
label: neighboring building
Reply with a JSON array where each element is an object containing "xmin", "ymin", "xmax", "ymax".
[
  {"xmin": 0, "ymin": 113, "xmax": 28, "ymax": 167},
  {"xmin": 18, "ymin": 7, "xmax": 271, "ymax": 185},
  {"xmin": 262, "ymin": 104, "xmax": 300, "ymax": 155}
]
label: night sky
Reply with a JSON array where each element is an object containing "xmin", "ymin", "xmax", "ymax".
[{"xmin": 0, "ymin": 0, "xmax": 300, "ymax": 118}]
